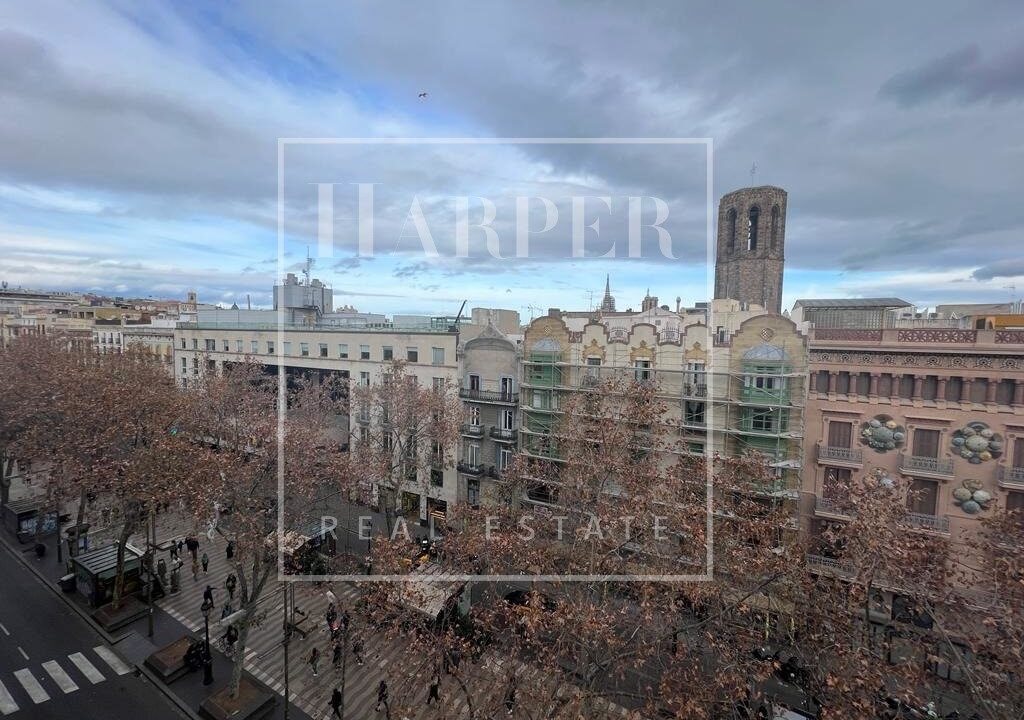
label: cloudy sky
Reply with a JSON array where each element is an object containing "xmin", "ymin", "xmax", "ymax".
[{"xmin": 1, "ymin": 1, "xmax": 1022, "ymax": 317}]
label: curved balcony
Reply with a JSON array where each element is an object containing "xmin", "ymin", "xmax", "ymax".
[{"xmin": 460, "ymin": 423, "xmax": 484, "ymax": 438}]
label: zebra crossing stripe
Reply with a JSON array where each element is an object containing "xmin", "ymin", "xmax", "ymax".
[
  {"xmin": 43, "ymin": 660, "xmax": 79, "ymax": 693},
  {"xmin": 68, "ymin": 652, "xmax": 106, "ymax": 684},
  {"xmin": 94, "ymin": 645, "xmax": 133, "ymax": 675},
  {"xmin": 0, "ymin": 680, "xmax": 19, "ymax": 716},
  {"xmin": 13, "ymin": 669, "xmax": 49, "ymax": 704}
]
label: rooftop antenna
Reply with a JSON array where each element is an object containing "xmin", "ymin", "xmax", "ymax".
[
  {"xmin": 585, "ymin": 290, "xmax": 595, "ymax": 311},
  {"xmin": 1004, "ymin": 284, "xmax": 1018, "ymax": 313},
  {"xmin": 750, "ymin": 161, "xmax": 758, "ymax": 182},
  {"xmin": 303, "ymin": 247, "xmax": 313, "ymax": 285}
]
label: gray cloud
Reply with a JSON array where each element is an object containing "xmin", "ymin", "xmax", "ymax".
[
  {"xmin": 879, "ymin": 43, "xmax": 1024, "ymax": 106},
  {"xmin": 972, "ymin": 259, "xmax": 1024, "ymax": 281},
  {"xmin": 0, "ymin": 1, "xmax": 1021, "ymax": 307}
]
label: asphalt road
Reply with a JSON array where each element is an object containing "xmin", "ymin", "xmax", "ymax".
[{"xmin": 0, "ymin": 543, "xmax": 186, "ymax": 720}]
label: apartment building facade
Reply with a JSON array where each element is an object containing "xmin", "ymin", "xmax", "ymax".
[
  {"xmin": 457, "ymin": 324, "xmax": 520, "ymax": 508},
  {"xmin": 518, "ymin": 297, "xmax": 808, "ymax": 509},
  {"xmin": 802, "ymin": 323, "xmax": 1024, "ymax": 556},
  {"xmin": 172, "ymin": 315, "xmax": 462, "ymax": 521}
]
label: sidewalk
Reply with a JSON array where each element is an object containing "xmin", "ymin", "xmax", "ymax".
[{"xmin": 0, "ymin": 518, "xmax": 313, "ymax": 720}]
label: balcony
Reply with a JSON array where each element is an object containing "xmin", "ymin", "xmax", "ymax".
[
  {"xmin": 355, "ymin": 413, "xmax": 371, "ymax": 425},
  {"xmin": 816, "ymin": 444, "xmax": 863, "ymax": 467},
  {"xmin": 997, "ymin": 465, "xmax": 1024, "ymax": 490},
  {"xmin": 814, "ymin": 496, "xmax": 853, "ymax": 519},
  {"xmin": 489, "ymin": 426, "xmax": 516, "ymax": 443},
  {"xmin": 460, "ymin": 423, "xmax": 484, "ymax": 438},
  {"xmin": 458, "ymin": 387, "xmax": 518, "ymax": 404},
  {"xmin": 806, "ymin": 554, "xmax": 854, "ymax": 578},
  {"xmin": 898, "ymin": 453, "xmax": 954, "ymax": 479},
  {"xmin": 682, "ymin": 383, "xmax": 708, "ymax": 398},
  {"xmin": 457, "ymin": 461, "xmax": 484, "ymax": 476},
  {"xmin": 904, "ymin": 512, "xmax": 950, "ymax": 533}
]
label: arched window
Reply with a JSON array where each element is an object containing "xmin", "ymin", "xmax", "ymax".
[
  {"xmin": 747, "ymin": 205, "xmax": 760, "ymax": 251},
  {"xmin": 770, "ymin": 205, "xmax": 780, "ymax": 249},
  {"xmin": 726, "ymin": 208, "xmax": 737, "ymax": 253}
]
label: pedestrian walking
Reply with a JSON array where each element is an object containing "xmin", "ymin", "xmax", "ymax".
[
  {"xmin": 326, "ymin": 604, "xmax": 337, "ymax": 632},
  {"xmin": 352, "ymin": 639, "xmax": 364, "ymax": 666},
  {"xmin": 176, "ymin": 539, "xmax": 184, "ymax": 557},
  {"xmin": 221, "ymin": 602, "xmax": 233, "ymax": 620},
  {"xmin": 309, "ymin": 646, "xmax": 320, "ymax": 677},
  {"xmin": 330, "ymin": 622, "xmax": 342, "ymax": 644},
  {"xmin": 225, "ymin": 541, "xmax": 234, "ymax": 561},
  {"xmin": 341, "ymin": 610, "xmax": 350, "ymax": 632},
  {"xmin": 375, "ymin": 680, "xmax": 388, "ymax": 712},
  {"xmin": 191, "ymin": 558, "xmax": 199, "ymax": 581},
  {"xmin": 203, "ymin": 585, "xmax": 214, "ymax": 605},
  {"xmin": 332, "ymin": 643, "xmax": 342, "ymax": 669},
  {"xmin": 170, "ymin": 543, "xmax": 178, "ymax": 561},
  {"xmin": 156, "ymin": 557, "xmax": 167, "ymax": 584},
  {"xmin": 426, "ymin": 674, "xmax": 441, "ymax": 706},
  {"xmin": 225, "ymin": 573, "xmax": 237, "ymax": 600},
  {"xmin": 330, "ymin": 688, "xmax": 342, "ymax": 718},
  {"xmin": 222, "ymin": 624, "xmax": 238, "ymax": 657},
  {"xmin": 504, "ymin": 676, "xmax": 517, "ymax": 715},
  {"xmin": 201, "ymin": 551, "xmax": 209, "ymax": 573}
]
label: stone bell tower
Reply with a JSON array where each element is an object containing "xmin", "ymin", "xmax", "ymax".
[{"xmin": 713, "ymin": 186, "xmax": 787, "ymax": 314}]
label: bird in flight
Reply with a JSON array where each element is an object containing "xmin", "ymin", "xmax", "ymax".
[{"xmin": 418, "ymin": 91, "xmax": 429, "ymax": 100}]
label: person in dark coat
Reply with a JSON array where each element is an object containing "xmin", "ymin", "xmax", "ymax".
[
  {"xmin": 330, "ymin": 688, "xmax": 342, "ymax": 718},
  {"xmin": 375, "ymin": 680, "xmax": 388, "ymax": 711}
]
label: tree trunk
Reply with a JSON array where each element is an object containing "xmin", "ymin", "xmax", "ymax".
[
  {"xmin": 71, "ymin": 487, "xmax": 88, "ymax": 558},
  {"xmin": 230, "ymin": 616, "xmax": 251, "ymax": 699},
  {"xmin": 111, "ymin": 520, "xmax": 135, "ymax": 610},
  {"xmin": 0, "ymin": 454, "xmax": 11, "ymax": 508}
]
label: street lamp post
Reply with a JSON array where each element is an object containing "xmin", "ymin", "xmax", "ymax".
[{"xmin": 201, "ymin": 597, "xmax": 214, "ymax": 686}]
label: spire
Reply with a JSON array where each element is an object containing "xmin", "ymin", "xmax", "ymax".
[{"xmin": 600, "ymin": 275, "xmax": 616, "ymax": 313}]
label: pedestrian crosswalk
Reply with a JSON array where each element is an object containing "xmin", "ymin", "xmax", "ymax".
[{"xmin": 0, "ymin": 645, "xmax": 130, "ymax": 716}]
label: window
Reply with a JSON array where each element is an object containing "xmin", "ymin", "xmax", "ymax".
[
  {"xmin": 634, "ymin": 360, "xmax": 652, "ymax": 382},
  {"xmin": 912, "ymin": 429, "xmax": 940, "ymax": 458},
  {"xmin": 501, "ymin": 409, "xmax": 515, "ymax": 431},
  {"xmin": 498, "ymin": 448, "xmax": 512, "ymax": 470},
  {"xmin": 267, "ymin": 341, "xmax": 275, "ymax": 354},
  {"xmin": 716, "ymin": 326, "xmax": 726, "ymax": 344},
  {"xmin": 431, "ymin": 468, "xmax": 444, "ymax": 487},
  {"xmin": 467, "ymin": 444, "xmax": 480, "ymax": 465},
  {"xmin": 750, "ymin": 408, "xmax": 775, "ymax": 432},
  {"xmin": 192, "ymin": 338, "xmax": 199, "ymax": 350},
  {"xmin": 907, "ymin": 478, "xmax": 938, "ymax": 516},
  {"xmin": 318, "ymin": 343, "xmax": 328, "ymax": 358},
  {"xmin": 500, "ymin": 376, "xmax": 514, "ymax": 399},
  {"xmin": 180, "ymin": 338, "xmax": 186, "ymax": 349},
  {"xmin": 223, "ymin": 340, "xmax": 230, "ymax": 352},
  {"xmin": 466, "ymin": 479, "xmax": 480, "ymax": 505},
  {"xmin": 827, "ymin": 422, "xmax": 853, "ymax": 449},
  {"xmin": 205, "ymin": 339, "xmax": 216, "ymax": 351},
  {"xmin": 382, "ymin": 346, "xmax": 393, "ymax": 361},
  {"xmin": 684, "ymin": 401, "xmax": 705, "ymax": 425},
  {"xmin": 360, "ymin": 345, "xmax": 370, "ymax": 360},
  {"xmin": 468, "ymin": 374, "xmax": 481, "ymax": 391},
  {"xmin": 181, "ymin": 357, "xmax": 187, "ymax": 372},
  {"xmin": 359, "ymin": 371, "xmax": 370, "ymax": 386},
  {"xmin": 339, "ymin": 343, "xmax": 348, "ymax": 358},
  {"xmin": 1006, "ymin": 491, "xmax": 1024, "ymax": 513},
  {"xmin": 283, "ymin": 341, "xmax": 292, "ymax": 355},
  {"xmin": 251, "ymin": 340, "xmax": 258, "ymax": 354},
  {"xmin": 747, "ymin": 205, "xmax": 760, "ymax": 251},
  {"xmin": 235, "ymin": 340, "xmax": 243, "ymax": 352},
  {"xmin": 181, "ymin": 377, "xmax": 188, "ymax": 389},
  {"xmin": 300, "ymin": 342, "xmax": 309, "ymax": 357},
  {"xmin": 407, "ymin": 347, "xmax": 418, "ymax": 363},
  {"xmin": 431, "ymin": 347, "xmax": 445, "ymax": 365},
  {"xmin": 687, "ymin": 441, "xmax": 704, "ymax": 454},
  {"xmin": 358, "ymin": 426, "xmax": 369, "ymax": 444},
  {"xmin": 468, "ymin": 406, "xmax": 480, "ymax": 426},
  {"xmin": 432, "ymin": 377, "xmax": 445, "ymax": 392}
]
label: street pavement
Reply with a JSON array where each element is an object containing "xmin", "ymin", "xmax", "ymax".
[
  {"xmin": 0, "ymin": 541, "xmax": 185, "ymax": 720},
  {"xmin": 144, "ymin": 510, "xmax": 632, "ymax": 720}
]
